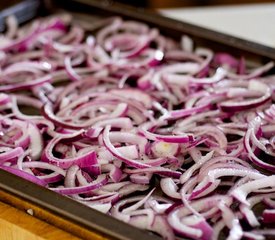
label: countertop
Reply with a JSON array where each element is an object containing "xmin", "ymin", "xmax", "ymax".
[{"xmin": 160, "ymin": 3, "xmax": 275, "ymax": 48}]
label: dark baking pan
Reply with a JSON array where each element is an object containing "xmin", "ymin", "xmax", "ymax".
[{"xmin": 0, "ymin": 0, "xmax": 274, "ymax": 239}]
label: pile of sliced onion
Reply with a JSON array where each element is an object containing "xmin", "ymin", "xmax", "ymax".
[{"xmin": 0, "ymin": 14, "xmax": 274, "ymax": 240}]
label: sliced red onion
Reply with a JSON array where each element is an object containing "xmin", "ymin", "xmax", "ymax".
[
  {"xmin": 213, "ymin": 53, "xmax": 239, "ymax": 69},
  {"xmin": 218, "ymin": 202, "xmax": 243, "ymax": 240},
  {"xmin": 124, "ymin": 167, "xmax": 182, "ymax": 179},
  {"xmin": 151, "ymin": 141, "xmax": 179, "ymax": 158},
  {"xmin": 128, "ymin": 210, "xmax": 155, "ymax": 229},
  {"xmin": 109, "ymin": 89, "xmax": 152, "ymax": 109},
  {"xmin": 164, "ymin": 104, "xmax": 211, "ymax": 120},
  {"xmin": 111, "ymin": 195, "xmax": 149, "ymax": 222},
  {"xmin": 102, "ymin": 125, "xmax": 150, "ymax": 169},
  {"xmin": 263, "ymin": 195, "xmax": 275, "ymax": 208},
  {"xmin": 226, "ymin": 61, "xmax": 274, "ymax": 80},
  {"xmin": 244, "ymin": 117, "xmax": 275, "ymax": 172},
  {"xmin": 0, "ymin": 14, "xmax": 275, "ymax": 240},
  {"xmin": 1, "ymin": 18, "xmax": 66, "ymax": 52},
  {"xmin": 149, "ymin": 215, "xmax": 175, "ymax": 240},
  {"xmin": 93, "ymin": 117, "xmax": 133, "ymax": 129},
  {"xmin": 50, "ymin": 174, "xmax": 108, "ymax": 195},
  {"xmin": 140, "ymin": 122, "xmax": 193, "ymax": 143},
  {"xmin": 98, "ymin": 145, "xmax": 139, "ymax": 164},
  {"xmin": 22, "ymin": 161, "xmax": 66, "ymax": 175},
  {"xmin": 64, "ymin": 55, "xmax": 82, "ymax": 81},
  {"xmin": 118, "ymin": 29, "xmax": 157, "ymax": 59},
  {"xmin": 190, "ymin": 67, "xmax": 227, "ymax": 85},
  {"xmin": 27, "ymin": 122, "xmax": 43, "ymax": 160},
  {"xmin": 129, "ymin": 172, "xmax": 152, "ymax": 184},
  {"xmin": 3, "ymin": 61, "xmax": 52, "ymax": 75},
  {"xmin": 84, "ymin": 127, "xmax": 103, "ymax": 139},
  {"xmin": 0, "ymin": 93, "xmax": 11, "ymax": 106},
  {"xmin": 160, "ymin": 178, "xmax": 181, "ymax": 199},
  {"xmin": 167, "ymin": 206, "xmax": 213, "ymax": 240},
  {"xmin": 41, "ymin": 132, "xmax": 98, "ymax": 169},
  {"xmin": 180, "ymin": 151, "xmax": 214, "ymax": 184},
  {"xmin": 146, "ymin": 197, "xmax": 173, "ymax": 214},
  {"xmin": 231, "ymin": 175, "xmax": 275, "ymax": 205},
  {"xmin": 0, "ymin": 74, "xmax": 52, "ymax": 91},
  {"xmin": 240, "ymin": 193, "xmax": 275, "ymax": 227},
  {"xmin": 190, "ymin": 168, "xmax": 265, "ymax": 200},
  {"xmin": 101, "ymin": 164, "xmax": 122, "ymax": 183},
  {"xmin": 220, "ymin": 80, "xmax": 272, "ymax": 112},
  {"xmin": 122, "ymin": 188, "xmax": 155, "ymax": 214},
  {"xmin": 5, "ymin": 15, "xmax": 18, "ymax": 39},
  {"xmin": 0, "ymin": 165, "xmax": 47, "ymax": 186},
  {"xmin": 85, "ymin": 202, "xmax": 112, "ymax": 213},
  {"xmin": 41, "ymin": 102, "xmax": 86, "ymax": 130},
  {"xmin": 262, "ymin": 209, "xmax": 275, "ymax": 223},
  {"xmin": 0, "ymin": 147, "xmax": 24, "ymax": 163},
  {"xmin": 108, "ymin": 131, "xmax": 148, "ymax": 153}
]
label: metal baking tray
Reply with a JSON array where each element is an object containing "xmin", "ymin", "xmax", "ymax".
[{"xmin": 0, "ymin": 0, "xmax": 274, "ymax": 239}]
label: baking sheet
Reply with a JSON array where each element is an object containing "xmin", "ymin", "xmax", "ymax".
[{"xmin": 0, "ymin": 0, "xmax": 274, "ymax": 239}]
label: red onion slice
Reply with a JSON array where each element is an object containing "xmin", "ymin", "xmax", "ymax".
[
  {"xmin": 41, "ymin": 132, "xmax": 98, "ymax": 169},
  {"xmin": 102, "ymin": 125, "xmax": 150, "ymax": 169},
  {"xmin": 50, "ymin": 174, "xmax": 108, "ymax": 195},
  {"xmin": 0, "ymin": 165, "xmax": 47, "ymax": 186},
  {"xmin": 220, "ymin": 80, "xmax": 272, "ymax": 112}
]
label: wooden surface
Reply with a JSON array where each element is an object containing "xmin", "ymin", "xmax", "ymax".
[
  {"xmin": 0, "ymin": 201, "xmax": 80, "ymax": 240},
  {"xmin": 0, "ymin": 190, "xmax": 109, "ymax": 240}
]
